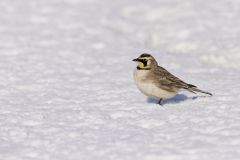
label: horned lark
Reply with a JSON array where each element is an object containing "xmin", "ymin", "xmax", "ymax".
[{"xmin": 133, "ymin": 53, "xmax": 212, "ymax": 105}]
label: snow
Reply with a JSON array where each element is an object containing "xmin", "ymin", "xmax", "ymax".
[{"xmin": 0, "ymin": 0, "xmax": 240, "ymax": 159}]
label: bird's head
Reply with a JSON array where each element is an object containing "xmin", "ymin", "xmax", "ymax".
[{"xmin": 133, "ymin": 53, "xmax": 158, "ymax": 70}]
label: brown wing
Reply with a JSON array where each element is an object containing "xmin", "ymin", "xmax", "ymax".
[{"xmin": 151, "ymin": 66, "xmax": 195, "ymax": 91}]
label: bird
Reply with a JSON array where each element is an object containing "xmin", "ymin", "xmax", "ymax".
[{"xmin": 133, "ymin": 53, "xmax": 212, "ymax": 105}]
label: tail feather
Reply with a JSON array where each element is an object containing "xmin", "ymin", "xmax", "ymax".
[{"xmin": 187, "ymin": 84, "xmax": 212, "ymax": 96}]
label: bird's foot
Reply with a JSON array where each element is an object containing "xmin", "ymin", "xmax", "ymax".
[{"xmin": 158, "ymin": 98, "xmax": 163, "ymax": 105}]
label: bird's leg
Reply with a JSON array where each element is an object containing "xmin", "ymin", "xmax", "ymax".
[{"xmin": 158, "ymin": 98, "xmax": 163, "ymax": 105}]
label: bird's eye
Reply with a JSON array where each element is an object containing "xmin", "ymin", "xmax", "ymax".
[{"xmin": 142, "ymin": 59, "xmax": 148, "ymax": 67}]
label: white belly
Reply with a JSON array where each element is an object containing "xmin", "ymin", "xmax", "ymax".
[{"xmin": 134, "ymin": 69, "xmax": 176, "ymax": 99}]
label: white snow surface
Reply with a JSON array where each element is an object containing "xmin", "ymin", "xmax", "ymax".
[{"xmin": 0, "ymin": 0, "xmax": 240, "ymax": 159}]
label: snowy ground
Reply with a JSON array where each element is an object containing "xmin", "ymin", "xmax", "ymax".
[{"xmin": 0, "ymin": 0, "xmax": 240, "ymax": 159}]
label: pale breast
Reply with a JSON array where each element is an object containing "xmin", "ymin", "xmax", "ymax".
[{"xmin": 133, "ymin": 69, "xmax": 176, "ymax": 99}]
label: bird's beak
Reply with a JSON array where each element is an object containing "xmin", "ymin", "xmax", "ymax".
[{"xmin": 132, "ymin": 58, "xmax": 138, "ymax": 62}]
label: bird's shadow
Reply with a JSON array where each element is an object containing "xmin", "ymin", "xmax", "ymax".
[{"xmin": 147, "ymin": 93, "xmax": 208, "ymax": 105}]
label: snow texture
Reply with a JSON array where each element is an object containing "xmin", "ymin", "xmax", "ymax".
[{"xmin": 0, "ymin": 0, "xmax": 239, "ymax": 160}]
